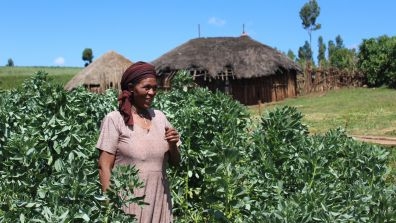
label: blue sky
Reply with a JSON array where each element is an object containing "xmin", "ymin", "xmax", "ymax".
[{"xmin": 1, "ymin": 0, "xmax": 395, "ymax": 67}]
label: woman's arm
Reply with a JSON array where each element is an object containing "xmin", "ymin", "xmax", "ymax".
[
  {"xmin": 165, "ymin": 126, "xmax": 181, "ymax": 166},
  {"xmin": 98, "ymin": 150, "xmax": 116, "ymax": 192}
]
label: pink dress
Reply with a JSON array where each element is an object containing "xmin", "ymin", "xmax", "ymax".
[{"xmin": 96, "ymin": 109, "xmax": 175, "ymax": 223}]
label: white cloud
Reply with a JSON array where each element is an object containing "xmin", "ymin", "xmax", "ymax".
[
  {"xmin": 54, "ymin": 57, "xmax": 65, "ymax": 66},
  {"xmin": 208, "ymin": 17, "xmax": 226, "ymax": 26}
]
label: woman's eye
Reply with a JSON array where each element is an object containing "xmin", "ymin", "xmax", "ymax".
[{"xmin": 144, "ymin": 86, "xmax": 157, "ymax": 91}]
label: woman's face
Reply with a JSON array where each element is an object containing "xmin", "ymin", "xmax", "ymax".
[{"xmin": 130, "ymin": 77, "xmax": 158, "ymax": 110}]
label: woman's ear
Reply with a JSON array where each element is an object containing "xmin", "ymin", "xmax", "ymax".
[{"xmin": 127, "ymin": 84, "xmax": 134, "ymax": 93}]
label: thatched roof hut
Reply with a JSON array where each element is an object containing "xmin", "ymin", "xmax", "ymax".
[
  {"xmin": 152, "ymin": 35, "xmax": 301, "ymax": 105},
  {"xmin": 64, "ymin": 50, "xmax": 132, "ymax": 92}
]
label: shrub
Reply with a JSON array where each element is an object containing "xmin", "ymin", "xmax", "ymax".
[
  {"xmin": 0, "ymin": 72, "xmax": 142, "ymax": 222},
  {"xmin": 358, "ymin": 35, "xmax": 396, "ymax": 88}
]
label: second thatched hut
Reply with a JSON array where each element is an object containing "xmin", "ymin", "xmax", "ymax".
[
  {"xmin": 64, "ymin": 50, "xmax": 133, "ymax": 92},
  {"xmin": 152, "ymin": 35, "xmax": 301, "ymax": 105}
]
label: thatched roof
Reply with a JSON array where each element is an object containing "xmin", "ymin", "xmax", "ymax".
[
  {"xmin": 64, "ymin": 50, "xmax": 132, "ymax": 90},
  {"xmin": 152, "ymin": 35, "xmax": 301, "ymax": 79}
]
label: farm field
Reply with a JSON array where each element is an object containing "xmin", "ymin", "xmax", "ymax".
[
  {"xmin": 0, "ymin": 66, "xmax": 81, "ymax": 89},
  {"xmin": 0, "ymin": 72, "xmax": 395, "ymax": 221}
]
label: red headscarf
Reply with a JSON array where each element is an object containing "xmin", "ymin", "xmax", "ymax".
[{"xmin": 118, "ymin": 61, "xmax": 157, "ymax": 126}]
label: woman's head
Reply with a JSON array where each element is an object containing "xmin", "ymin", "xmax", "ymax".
[{"xmin": 118, "ymin": 61, "xmax": 158, "ymax": 126}]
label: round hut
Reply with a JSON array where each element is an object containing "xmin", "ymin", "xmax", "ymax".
[
  {"xmin": 152, "ymin": 35, "xmax": 301, "ymax": 105},
  {"xmin": 65, "ymin": 50, "xmax": 133, "ymax": 92}
]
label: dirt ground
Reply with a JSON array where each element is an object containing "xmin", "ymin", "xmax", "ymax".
[{"xmin": 351, "ymin": 135, "xmax": 396, "ymax": 146}]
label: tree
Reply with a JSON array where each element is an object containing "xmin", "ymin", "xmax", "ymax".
[
  {"xmin": 317, "ymin": 36, "xmax": 327, "ymax": 67},
  {"xmin": 82, "ymin": 48, "xmax": 94, "ymax": 67},
  {"xmin": 298, "ymin": 41, "xmax": 313, "ymax": 65},
  {"xmin": 335, "ymin": 35, "xmax": 344, "ymax": 49},
  {"xmin": 358, "ymin": 35, "xmax": 396, "ymax": 88},
  {"xmin": 327, "ymin": 35, "xmax": 357, "ymax": 71},
  {"xmin": 299, "ymin": 0, "xmax": 321, "ymax": 59},
  {"xmin": 327, "ymin": 40, "xmax": 335, "ymax": 60},
  {"xmin": 287, "ymin": 49, "xmax": 296, "ymax": 61},
  {"xmin": 6, "ymin": 58, "xmax": 14, "ymax": 67},
  {"xmin": 329, "ymin": 48, "xmax": 356, "ymax": 71}
]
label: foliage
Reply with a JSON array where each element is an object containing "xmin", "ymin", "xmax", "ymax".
[
  {"xmin": 0, "ymin": 72, "xmax": 143, "ymax": 222},
  {"xmin": 6, "ymin": 58, "xmax": 14, "ymax": 67},
  {"xmin": 250, "ymin": 106, "xmax": 395, "ymax": 222},
  {"xmin": 299, "ymin": 0, "xmax": 321, "ymax": 56},
  {"xmin": 327, "ymin": 35, "xmax": 358, "ymax": 71},
  {"xmin": 329, "ymin": 48, "xmax": 357, "ymax": 71},
  {"xmin": 154, "ymin": 71, "xmax": 253, "ymax": 222},
  {"xmin": 357, "ymin": 35, "xmax": 396, "ymax": 88},
  {"xmin": 0, "ymin": 71, "xmax": 394, "ymax": 222},
  {"xmin": 154, "ymin": 71, "xmax": 394, "ymax": 222},
  {"xmin": 298, "ymin": 40, "xmax": 313, "ymax": 65},
  {"xmin": 82, "ymin": 48, "xmax": 94, "ymax": 67},
  {"xmin": 168, "ymin": 69, "xmax": 197, "ymax": 90},
  {"xmin": 287, "ymin": 49, "xmax": 296, "ymax": 62},
  {"xmin": 328, "ymin": 40, "xmax": 336, "ymax": 59},
  {"xmin": 317, "ymin": 36, "xmax": 327, "ymax": 67}
]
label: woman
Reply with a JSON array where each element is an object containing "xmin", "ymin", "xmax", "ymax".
[{"xmin": 96, "ymin": 61, "xmax": 181, "ymax": 222}]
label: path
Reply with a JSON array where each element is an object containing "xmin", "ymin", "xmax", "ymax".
[{"xmin": 351, "ymin": 135, "xmax": 396, "ymax": 146}]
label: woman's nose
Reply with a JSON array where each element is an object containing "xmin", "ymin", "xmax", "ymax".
[{"xmin": 148, "ymin": 88, "xmax": 156, "ymax": 95}]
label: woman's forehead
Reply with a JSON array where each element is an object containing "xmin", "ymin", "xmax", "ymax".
[{"xmin": 136, "ymin": 77, "xmax": 157, "ymax": 85}]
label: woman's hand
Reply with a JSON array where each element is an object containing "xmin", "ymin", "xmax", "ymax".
[
  {"xmin": 165, "ymin": 126, "xmax": 181, "ymax": 166},
  {"xmin": 165, "ymin": 126, "xmax": 180, "ymax": 144}
]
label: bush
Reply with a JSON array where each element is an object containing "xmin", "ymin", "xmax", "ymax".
[
  {"xmin": 250, "ymin": 106, "xmax": 395, "ymax": 222},
  {"xmin": 0, "ymin": 72, "xmax": 142, "ymax": 222},
  {"xmin": 358, "ymin": 35, "xmax": 396, "ymax": 88}
]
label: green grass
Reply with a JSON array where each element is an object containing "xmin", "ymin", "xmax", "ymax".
[
  {"xmin": 249, "ymin": 87, "xmax": 396, "ymax": 137},
  {"xmin": 0, "ymin": 66, "xmax": 81, "ymax": 89}
]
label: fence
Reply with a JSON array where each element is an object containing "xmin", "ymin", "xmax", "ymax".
[{"xmin": 297, "ymin": 67, "xmax": 366, "ymax": 95}]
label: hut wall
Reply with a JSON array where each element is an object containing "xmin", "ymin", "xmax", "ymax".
[
  {"xmin": 159, "ymin": 70, "xmax": 297, "ymax": 106},
  {"xmin": 229, "ymin": 72, "xmax": 296, "ymax": 105}
]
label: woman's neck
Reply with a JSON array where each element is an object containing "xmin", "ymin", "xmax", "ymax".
[{"xmin": 131, "ymin": 106, "xmax": 149, "ymax": 117}]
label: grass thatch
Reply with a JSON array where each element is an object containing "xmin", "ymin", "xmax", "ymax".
[
  {"xmin": 152, "ymin": 35, "xmax": 301, "ymax": 79},
  {"xmin": 64, "ymin": 51, "xmax": 132, "ymax": 91}
]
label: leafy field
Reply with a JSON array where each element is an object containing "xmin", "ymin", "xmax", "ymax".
[
  {"xmin": 249, "ymin": 87, "xmax": 396, "ymax": 137},
  {"xmin": 0, "ymin": 66, "xmax": 81, "ymax": 89},
  {"xmin": 0, "ymin": 72, "xmax": 394, "ymax": 222},
  {"xmin": 250, "ymin": 87, "xmax": 396, "ymax": 185}
]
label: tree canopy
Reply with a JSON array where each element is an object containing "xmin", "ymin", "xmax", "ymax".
[
  {"xmin": 6, "ymin": 58, "xmax": 14, "ymax": 67},
  {"xmin": 299, "ymin": 0, "xmax": 321, "ymax": 63},
  {"xmin": 82, "ymin": 48, "xmax": 94, "ymax": 67}
]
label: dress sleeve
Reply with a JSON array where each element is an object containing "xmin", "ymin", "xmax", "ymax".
[{"xmin": 96, "ymin": 113, "xmax": 119, "ymax": 154}]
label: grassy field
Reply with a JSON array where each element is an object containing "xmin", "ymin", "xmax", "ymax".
[
  {"xmin": 0, "ymin": 66, "xmax": 81, "ymax": 89},
  {"xmin": 249, "ymin": 87, "xmax": 396, "ymax": 137}
]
